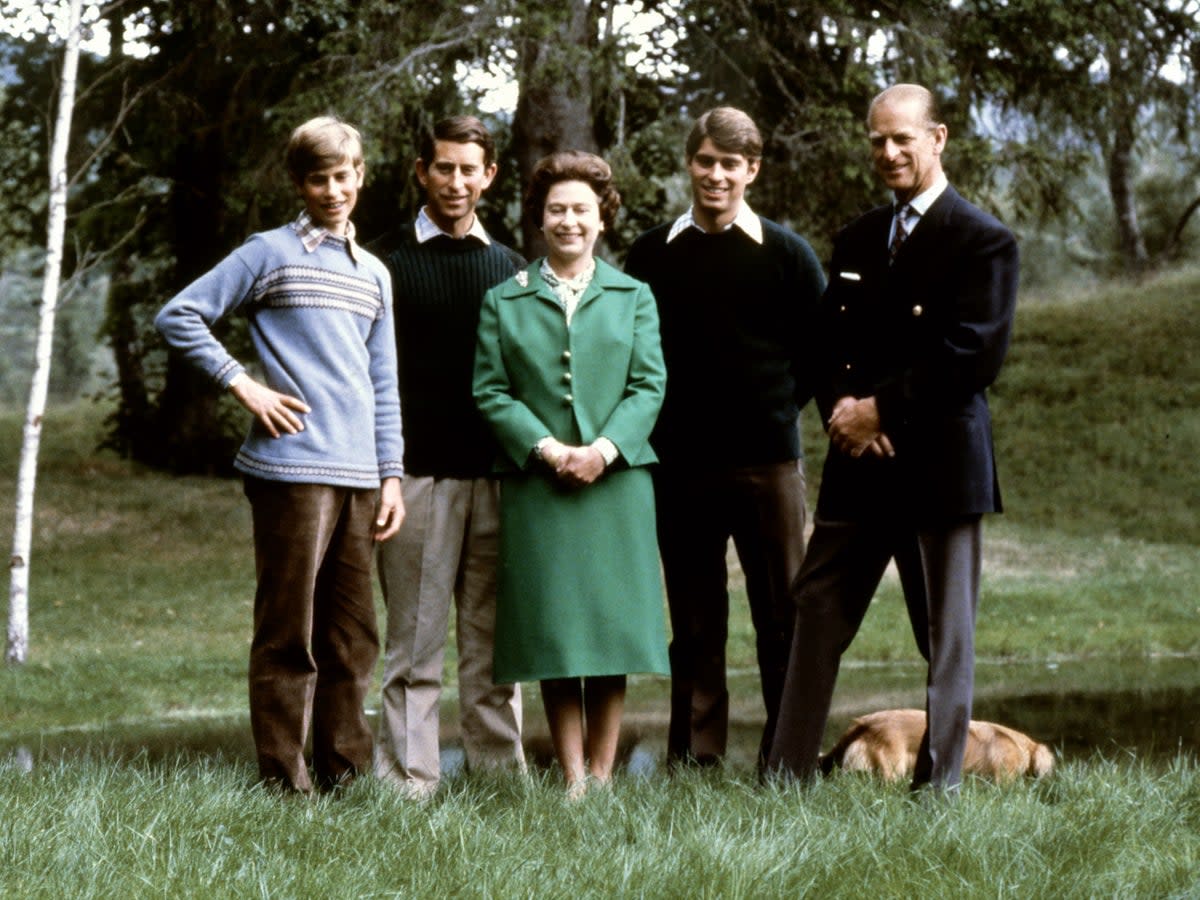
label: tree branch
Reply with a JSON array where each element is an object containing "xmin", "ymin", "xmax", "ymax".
[{"xmin": 1159, "ymin": 192, "xmax": 1200, "ymax": 263}]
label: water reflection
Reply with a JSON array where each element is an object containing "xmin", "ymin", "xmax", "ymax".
[{"xmin": 3, "ymin": 657, "xmax": 1197, "ymax": 775}]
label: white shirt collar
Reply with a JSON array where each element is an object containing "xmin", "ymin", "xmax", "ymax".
[
  {"xmin": 292, "ymin": 211, "xmax": 358, "ymax": 261},
  {"xmin": 415, "ymin": 206, "xmax": 492, "ymax": 245},
  {"xmin": 899, "ymin": 173, "xmax": 949, "ymax": 219},
  {"xmin": 666, "ymin": 202, "xmax": 763, "ymax": 244}
]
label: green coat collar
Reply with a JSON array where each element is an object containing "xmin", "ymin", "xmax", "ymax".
[{"xmin": 496, "ymin": 257, "xmax": 641, "ymax": 309}]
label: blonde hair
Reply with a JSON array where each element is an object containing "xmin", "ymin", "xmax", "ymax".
[{"xmin": 286, "ymin": 116, "xmax": 363, "ymax": 183}]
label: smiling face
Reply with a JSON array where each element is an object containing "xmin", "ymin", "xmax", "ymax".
[
  {"xmin": 542, "ymin": 179, "xmax": 603, "ymax": 277},
  {"xmin": 868, "ymin": 94, "xmax": 947, "ymax": 204},
  {"xmin": 686, "ymin": 137, "xmax": 760, "ymax": 233},
  {"xmin": 295, "ymin": 158, "xmax": 364, "ymax": 235},
  {"xmin": 416, "ymin": 139, "xmax": 497, "ymax": 237}
]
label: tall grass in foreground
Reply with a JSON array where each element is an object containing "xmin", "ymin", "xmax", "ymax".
[{"xmin": 1, "ymin": 753, "xmax": 1197, "ymax": 899}]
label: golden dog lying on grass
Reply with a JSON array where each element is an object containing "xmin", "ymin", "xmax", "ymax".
[{"xmin": 819, "ymin": 709, "xmax": 1055, "ymax": 781}]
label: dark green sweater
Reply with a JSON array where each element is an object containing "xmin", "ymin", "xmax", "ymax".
[
  {"xmin": 625, "ymin": 217, "xmax": 826, "ymax": 467},
  {"xmin": 368, "ymin": 225, "xmax": 524, "ymax": 477}
]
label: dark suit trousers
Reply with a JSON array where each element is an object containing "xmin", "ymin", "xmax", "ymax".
[
  {"xmin": 768, "ymin": 513, "xmax": 982, "ymax": 790},
  {"xmin": 654, "ymin": 461, "xmax": 807, "ymax": 768},
  {"xmin": 244, "ymin": 478, "xmax": 381, "ymax": 793}
]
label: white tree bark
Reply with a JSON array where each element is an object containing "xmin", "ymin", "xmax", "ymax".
[{"xmin": 6, "ymin": 0, "xmax": 84, "ymax": 665}]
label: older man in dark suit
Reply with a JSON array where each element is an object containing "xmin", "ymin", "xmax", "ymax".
[{"xmin": 768, "ymin": 83, "xmax": 1020, "ymax": 792}]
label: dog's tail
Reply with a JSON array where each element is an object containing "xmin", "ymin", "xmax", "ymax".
[
  {"xmin": 818, "ymin": 751, "xmax": 836, "ymax": 776},
  {"xmin": 1029, "ymin": 742, "xmax": 1055, "ymax": 777}
]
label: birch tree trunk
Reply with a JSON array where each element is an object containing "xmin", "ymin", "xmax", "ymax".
[{"xmin": 6, "ymin": 0, "xmax": 83, "ymax": 665}]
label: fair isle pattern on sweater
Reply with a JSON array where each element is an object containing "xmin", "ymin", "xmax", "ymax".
[
  {"xmin": 233, "ymin": 454, "xmax": 385, "ymax": 483},
  {"xmin": 253, "ymin": 265, "xmax": 385, "ymax": 321}
]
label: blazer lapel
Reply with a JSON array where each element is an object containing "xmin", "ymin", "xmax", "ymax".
[
  {"xmin": 893, "ymin": 185, "xmax": 960, "ymax": 267},
  {"xmin": 845, "ymin": 205, "xmax": 893, "ymax": 274}
]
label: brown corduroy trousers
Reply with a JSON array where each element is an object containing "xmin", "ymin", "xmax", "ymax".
[{"xmin": 243, "ymin": 477, "xmax": 380, "ymax": 793}]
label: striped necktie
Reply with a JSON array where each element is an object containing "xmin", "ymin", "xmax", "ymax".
[{"xmin": 889, "ymin": 204, "xmax": 909, "ymax": 264}]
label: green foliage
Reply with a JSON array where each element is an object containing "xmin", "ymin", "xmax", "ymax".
[
  {"xmin": 0, "ymin": 35, "xmax": 53, "ymax": 263},
  {"xmin": 664, "ymin": 1, "xmax": 900, "ymax": 256},
  {"xmin": 947, "ymin": 0, "xmax": 1200, "ymax": 272},
  {"xmin": 5, "ymin": 0, "xmax": 1200, "ymax": 468},
  {"xmin": 0, "ymin": 252, "xmax": 112, "ymax": 405},
  {"xmin": 0, "ymin": 260, "xmax": 38, "ymax": 406}
]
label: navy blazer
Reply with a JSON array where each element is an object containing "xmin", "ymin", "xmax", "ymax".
[{"xmin": 814, "ymin": 185, "xmax": 1019, "ymax": 522}]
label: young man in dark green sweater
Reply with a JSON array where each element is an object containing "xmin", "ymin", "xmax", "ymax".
[
  {"xmin": 368, "ymin": 116, "xmax": 526, "ymax": 798},
  {"xmin": 625, "ymin": 107, "xmax": 826, "ymax": 771}
]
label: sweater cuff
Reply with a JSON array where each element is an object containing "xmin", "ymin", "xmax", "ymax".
[
  {"xmin": 378, "ymin": 461, "xmax": 405, "ymax": 480},
  {"xmin": 217, "ymin": 359, "xmax": 246, "ymax": 389}
]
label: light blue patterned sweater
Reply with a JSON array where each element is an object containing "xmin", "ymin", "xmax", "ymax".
[{"xmin": 155, "ymin": 222, "xmax": 404, "ymax": 488}]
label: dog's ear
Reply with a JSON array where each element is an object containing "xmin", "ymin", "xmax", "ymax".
[{"xmin": 818, "ymin": 753, "xmax": 835, "ymax": 776}]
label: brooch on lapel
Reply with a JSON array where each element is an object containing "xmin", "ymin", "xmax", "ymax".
[{"xmin": 515, "ymin": 270, "xmax": 529, "ymax": 287}]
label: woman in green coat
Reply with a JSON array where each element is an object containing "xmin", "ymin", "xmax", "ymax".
[{"xmin": 473, "ymin": 150, "xmax": 668, "ymax": 798}]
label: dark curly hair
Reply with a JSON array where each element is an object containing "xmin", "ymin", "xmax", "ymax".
[{"xmin": 524, "ymin": 151, "xmax": 621, "ymax": 231}]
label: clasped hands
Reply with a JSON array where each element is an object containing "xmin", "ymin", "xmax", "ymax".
[
  {"xmin": 828, "ymin": 395, "xmax": 895, "ymax": 459},
  {"xmin": 538, "ymin": 437, "xmax": 607, "ymax": 487}
]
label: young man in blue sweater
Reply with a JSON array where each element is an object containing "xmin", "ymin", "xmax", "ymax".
[{"xmin": 156, "ymin": 116, "xmax": 405, "ymax": 794}]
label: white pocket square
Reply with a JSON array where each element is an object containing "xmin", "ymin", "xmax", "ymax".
[{"xmin": 839, "ymin": 271, "xmax": 862, "ymax": 282}]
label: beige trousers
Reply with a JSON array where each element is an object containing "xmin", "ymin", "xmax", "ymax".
[{"xmin": 375, "ymin": 476, "xmax": 524, "ymax": 792}]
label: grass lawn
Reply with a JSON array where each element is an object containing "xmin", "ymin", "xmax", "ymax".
[
  {"xmin": 2, "ymin": 755, "xmax": 1198, "ymax": 899},
  {"xmin": 1, "ymin": 264, "xmax": 1198, "ymax": 897}
]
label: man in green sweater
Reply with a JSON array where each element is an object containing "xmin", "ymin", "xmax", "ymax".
[
  {"xmin": 368, "ymin": 116, "xmax": 526, "ymax": 798},
  {"xmin": 625, "ymin": 107, "xmax": 826, "ymax": 772}
]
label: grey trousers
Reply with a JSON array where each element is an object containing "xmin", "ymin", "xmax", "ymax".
[
  {"xmin": 768, "ymin": 514, "xmax": 982, "ymax": 790},
  {"xmin": 375, "ymin": 475, "xmax": 524, "ymax": 793}
]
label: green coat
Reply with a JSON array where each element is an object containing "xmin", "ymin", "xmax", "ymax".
[
  {"xmin": 472, "ymin": 258, "xmax": 669, "ymax": 682},
  {"xmin": 473, "ymin": 257, "xmax": 665, "ymax": 471}
]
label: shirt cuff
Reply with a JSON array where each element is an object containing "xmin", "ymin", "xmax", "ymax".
[{"xmin": 592, "ymin": 437, "xmax": 619, "ymax": 466}]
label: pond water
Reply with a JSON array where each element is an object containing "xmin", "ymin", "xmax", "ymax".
[{"xmin": 4, "ymin": 656, "xmax": 1197, "ymax": 776}]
